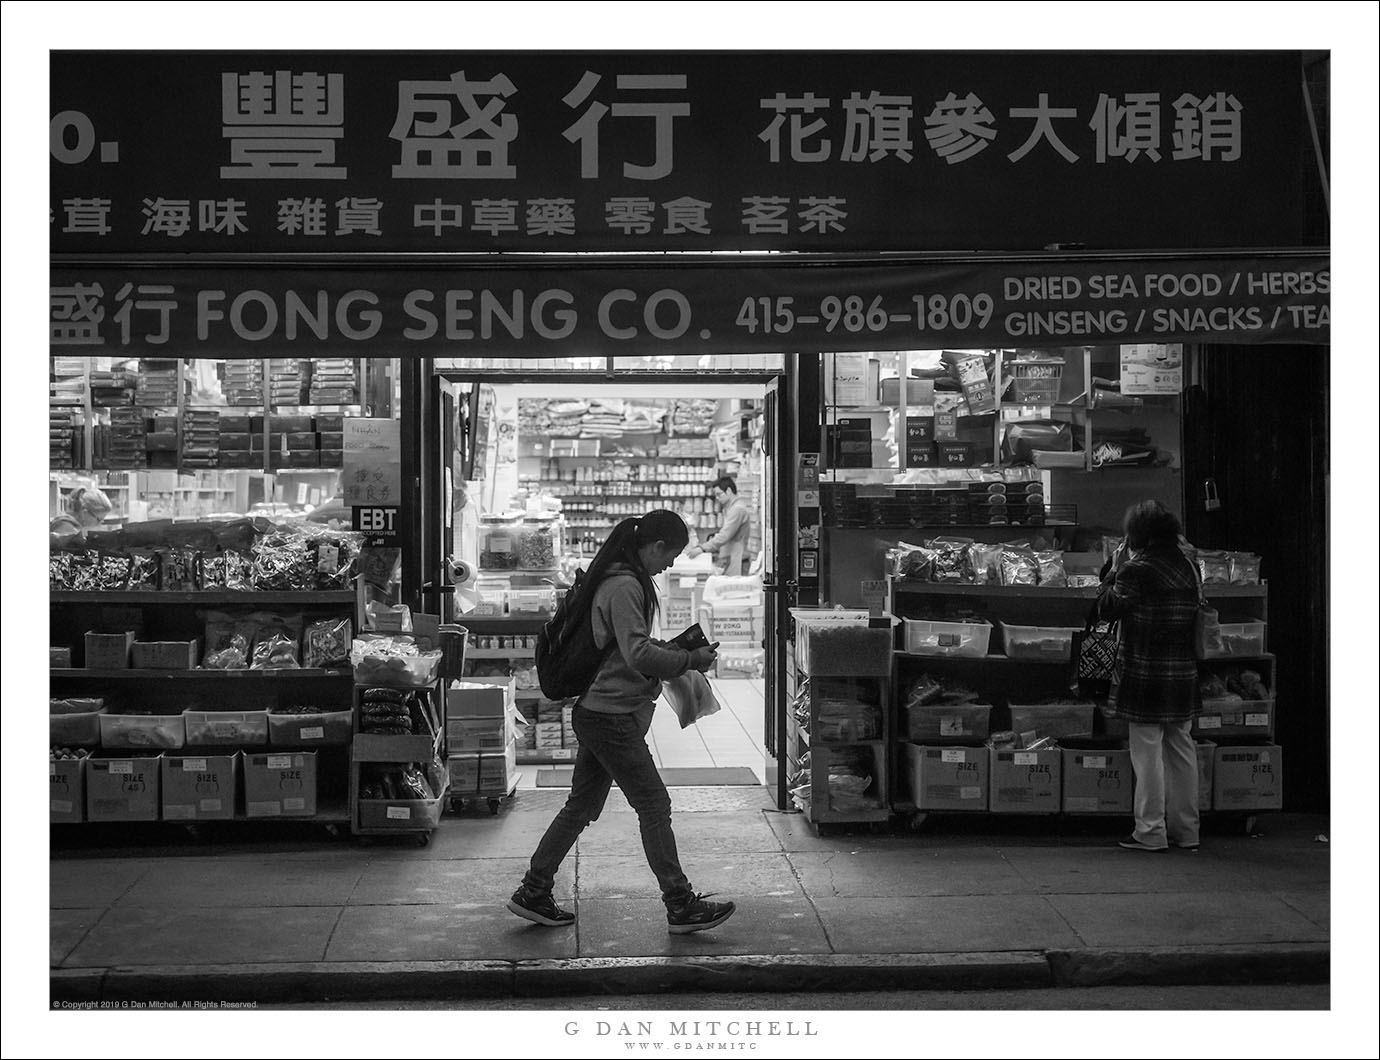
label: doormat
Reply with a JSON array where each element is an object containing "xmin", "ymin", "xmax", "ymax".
[{"xmin": 536, "ymin": 767, "xmax": 760, "ymax": 787}]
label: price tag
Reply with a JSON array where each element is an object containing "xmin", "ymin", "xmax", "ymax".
[
  {"xmin": 111, "ymin": 762, "xmax": 134, "ymax": 775},
  {"xmin": 1082, "ymin": 755, "xmax": 1107, "ymax": 769},
  {"xmin": 861, "ymin": 579, "xmax": 888, "ymax": 616},
  {"xmin": 296, "ymin": 483, "xmax": 309, "ymax": 505},
  {"xmin": 1198, "ymin": 716, "xmax": 1222, "ymax": 730},
  {"xmin": 182, "ymin": 759, "xmax": 208, "ymax": 772},
  {"xmin": 960, "ymin": 786, "xmax": 982, "ymax": 800},
  {"xmin": 386, "ymin": 806, "xmax": 411, "ymax": 821},
  {"xmin": 941, "ymin": 749, "xmax": 966, "ymax": 764},
  {"xmin": 940, "ymin": 717, "xmax": 964, "ymax": 737},
  {"xmin": 283, "ymin": 798, "xmax": 305, "ymax": 812},
  {"xmin": 267, "ymin": 755, "xmax": 294, "ymax": 769},
  {"xmin": 552, "ymin": 749, "xmax": 575, "ymax": 760},
  {"xmin": 200, "ymin": 799, "xmax": 223, "ymax": 813},
  {"xmin": 1014, "ymin": 752, "xmax": 1038, "ymax": 766},
  {"xmin": 301, "ymin": 726, "xmax": 325, "ymax": 741},
  {"xmin": 1259, "ymin": 751, "xmax": 1271, "ymax": 765},
  {"xmin": 1246, "ymin": 713, "xmax": 1269, "ymax": 727},
  {"xmin": 679, "ymin": 576, "xmax": 698, "ymax": 589}
]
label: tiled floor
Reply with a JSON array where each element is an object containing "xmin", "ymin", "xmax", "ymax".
[{"xmin": 518, "ymin": 678, "xmax": 766, "ymax": 789}]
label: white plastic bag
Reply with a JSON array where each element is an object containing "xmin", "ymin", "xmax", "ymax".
[{"xmin": 661, "ymin": 669, "xmax": 723, "ymax": 729}]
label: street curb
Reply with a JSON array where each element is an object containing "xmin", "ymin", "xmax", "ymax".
[
  {"xmin": 1047, "ymin": 943, "xmax": 1331, "ymax": 988},
  {"xmin": 50, "ymin": 943, "xmax": 1329, "ymax": 1003},
  {"xmin": 513, "ymin": 953, "xmax": 1051, "ymax": 997}
]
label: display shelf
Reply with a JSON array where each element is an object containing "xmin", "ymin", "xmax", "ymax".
[
  {"xmin": 50, "ymin": 590, "xmax": 358, "ymax": 606},
  {"xmin": 465, "ymin": 648, "xmax": 537, "ymax": 659},
  {"xmin": 51, "ymin": 668, "xmax": 352, "ymax": 681},
  {"xmin": 893, "ymin": 652, "xmax": 1064, "ymax": 666},
  {"xmin": 518, "ymin": 750, "xmax": 577, "ymax": 764}
]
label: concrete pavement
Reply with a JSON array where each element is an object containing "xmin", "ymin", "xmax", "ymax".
[{"xmin": 49, "ymin": 799, "xmax": 1330, "ymax": 1004}]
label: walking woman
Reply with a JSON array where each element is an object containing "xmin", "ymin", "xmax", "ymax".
[
  {"xmin": 508, "ymin": 510, "xmax": 736, "ymax": 933},
  {"xmin": 1097, "ymin": 500, "xmax": 1202, "ymax": 853}
]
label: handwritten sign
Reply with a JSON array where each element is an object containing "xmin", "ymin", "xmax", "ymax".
[{"xmin": 344, "ymin": 418, "xmax": 402, "ymax": 507}]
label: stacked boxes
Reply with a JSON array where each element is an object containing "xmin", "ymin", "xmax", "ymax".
[
  {"xmin": 51, "ymin": 357, "xmax": 88, "ymax": 407},
  {"xmin": 662, "ymin": 569, "xmax": 710, "ymax": 635},
  {"xmin": 50, "ymin": 409, "xmax": 79, "ymax": 469},
  {"xmin": 269, "ymin": 359, "xmax": 309, "ymax": 406},
  {"xmin": 446, "ymin": 677, "xmax": 521, "ymax": 793},
  {"xmin": 105, "ymin": 407, "xmax": 147, "ymax": 469},
  {"xmin": 223, "ymin": 360, "xmax": 264, "ymax": 405},
  {"xmin": 183, "ymin": 409, "xmax": 220, "ymax": 468},
  {"xmin": 904, "ymin": 744, "xmax": 989, "ymax": 811},
  {"xmin": 136, "ymin": 358, "xmax": 180, "ymax": 407},
  {"xmin": 161, "ymin": 752, "xmax": 239, "ymax": 821},
  {"xmin": 698, "ymin": 576, "xmax": 764, "ymax": 679},
  {"xmin": 89, "ymin": 367, "xmax": 137, "ymax": 407},
  {"xmin": 1061, "ymin": 746, "xmax": 1134, "ymax": 814},
  {"xmin": 309, "ymin": 358, "xmax": 360, "ymax": 405},
  {"xmin": 86, "ymin": 755, "xmax": 162, "ymax": 822},
  {"xmin": 1212, "ymin": 745, "xmax": 1283, "ymax": 811},
  {"xmin": 317, "ymin": 413, "xmax": 345, "ymax": 467},
  {"xmin": 244, "ymin": 752, "xmax": 318, "ymax": 817},
  {"xmin": 218, "ymin": 413, "xmax": 255, "ymax": 469}
]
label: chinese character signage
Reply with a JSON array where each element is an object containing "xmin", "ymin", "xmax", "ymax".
[
  {"xmin": 50, "ymin": 51, "xmax": 1312, "ymax": 254},
  {"xmin": 49, "ymin": 256, "xmax": 1330, "ymax": 356},
  {"xmin": 343, "ymin": 418, "xmax": 402, "ymax": 508}
]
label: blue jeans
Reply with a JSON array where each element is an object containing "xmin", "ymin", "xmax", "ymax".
[{"xmin": 523, "ymin": 704, "xmax": 693, "ymax": 905}]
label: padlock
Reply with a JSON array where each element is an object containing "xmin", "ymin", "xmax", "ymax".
[{"xmin": 1203, "ymin": 478, "xmax": 1222, "ymax": 512}]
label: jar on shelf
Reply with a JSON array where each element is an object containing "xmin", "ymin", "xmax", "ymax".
[
  {"xmin": 517, "ymin": 513, "xmax": 563, "ymax": 570},
  {"xmin": 479, "ymin": 513, "xmax": 523, "ymax": 570}
]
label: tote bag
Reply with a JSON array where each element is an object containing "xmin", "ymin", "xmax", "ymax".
[
  {"xmin": 1191, "ymin": 563, "xmax": 1224, "ymax": 660},
  {"xmin": 1072, "ymin": 600, "xmax": 1120, "ymax": 700}
]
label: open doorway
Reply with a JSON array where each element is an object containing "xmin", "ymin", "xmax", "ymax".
[{"xmin": 424, "ymin": 367, "xmax": 789, "ymax": 794}]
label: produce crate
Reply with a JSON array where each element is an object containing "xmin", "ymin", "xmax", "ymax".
[
  {"xmin": 903, "ymin": 619, "xmax": 992, "ymax": 658},
  {"xmin": 1202, "ymin": 622, "xmax": 1267, "ymax": 658},
  {"xmin": 183, "ymin": 710, "xmax": 270, "ymax": 747},
  {"xmin": 51, "ymin": 706, "xmax": 106, "ymax": 747},
  {"xmin": 352, "ymin": 651, "xmax": 442, "ymax": 688},
  {"xmin": 268, "ymin": 710, "xmax": 354, "ymax": 748},
  {"xmin": 99, "ymin": 713, "xmax": 186, "ymax": 751},
  {"xmin": 1000, "ymin": 624, "xmax": 1081, "ymax": 662}
]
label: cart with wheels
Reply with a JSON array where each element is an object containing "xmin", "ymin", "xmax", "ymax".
[
  {"xmin": 350, "ymin": 676, "xmax": 449, "ymax": 845},
  {"xmin": 451, "ymin": 771, "xmax": 522, "ymax": 816}
]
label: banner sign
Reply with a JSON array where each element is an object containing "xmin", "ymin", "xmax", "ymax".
[
  {"xmin": 49, "ymin": 256, "xmax": 1330, "ymax": 355},
  {"xmin": 50, "ymin": 50, "xmax": 1311, "ymax": 253}
]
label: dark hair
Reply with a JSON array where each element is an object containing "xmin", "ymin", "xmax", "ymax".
[
  {"xmin": 584, "ymin": 509, "xmax": 689, "ymax": 619},
  {"xmin": 1123, "ymin": 500, "xmax": 1183, "ymax": 551},
  {"xmin": 712, "ymin": 475, "xmax": 738, "ymax": 494}
]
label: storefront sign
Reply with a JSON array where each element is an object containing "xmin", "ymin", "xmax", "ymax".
[
  {"xmin": 1120, "ymin": 343, "xmax": 1185, "ymax": 394},
  {"xmin": 50, "ymin": 51, "xmax": 1311, "ymax": 253},
  {"xmin": 50, "ymin": 255, "xmax": 1330, "ymax": 355},
  {"xmin": 352, "ymin": 505, "xmax": 401, "ymax": 543}
]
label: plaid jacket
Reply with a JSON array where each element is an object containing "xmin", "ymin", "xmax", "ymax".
[{"xmin": 1097, "ymin": 546, "xmax": 1201, "ymax": 723}]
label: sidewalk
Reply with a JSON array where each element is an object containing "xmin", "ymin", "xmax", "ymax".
[{"xmin": 50, "ymin": 799, "xmax": 1330, "ymax": 1004}]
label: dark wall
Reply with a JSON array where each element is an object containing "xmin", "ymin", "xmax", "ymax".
[{"xmin": 1182, "ymin": 345, "xmax": 1330, "ymax": 811}]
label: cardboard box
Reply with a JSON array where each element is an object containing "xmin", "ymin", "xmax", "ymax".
[
  {"xmin": 905, "ymin": 703, "xmax": 992, "ymax": 744},
  {"xmin": 535, "ymin": 722, "xmax": 564, "ymax": 748},
  {"xmin": 219, "ymin": 451, "xmax": 260, "ymax": 468},
  {"xmin": 50, "ymin": 758, "xmax": 86, "ymax": 823},
  {"xmin": 285, "ymin": 432, "xmax": 318, "ymax": 450},
  {"xmin": 447, "ymin": 677, "xmax": 515, "ymax": 719},
  {"xmin": 86, "ymin": 755, "xmax": 162, "ymax": 822},
  {"xmin": 314, "ymin": 414, "xmax": 345, "ymax": 433},
  {"xmin": 883, "ymin": 378, "xmax": 936, "ymax": 406},
  {"xmin": 318, "ymin": 449, "xmax": 344, "ymax": 468},
  {"xmin": 243, "ymin": 752, "xmax": 318, "ymax": 817},
  {"xmin": 132, "ymin": 640, "xmax": 200, "ymax": 670},
  {"xmin": 904, "ymin": 744, "xmax": 989, "ymax": 811},
  {"xmin": 989, "ymin": 747, "xmax": 1062, "ymax": 814},
  {"xmin": 937, "ymin": 442, "xmax": 975, "ymax": 468},
  {"xmin": 1061, "ymin": 747, "xmax": 1134, "ymax": 814},
  {"xmin": 85, "ymin": 631, "xmax": 135, "ymax": 669},
  {"xmin": 447, "ymin": 753, "xmax": 481, "ymax": 793},
  {"xmin": 217, "ymin": 432, "xmax": 252, "ymax": 451},
  {"xmin": 270, "ymin": 414, "xmax": 313, "ymax": 433},
  {"xmin": 1212, "ymin": 745, "xmax": 1283, "ymax": 811},
  {"xmin": 51, "ymin": 647, "xmax": 72, "ymax": 668},
  {"xmin": 1196, "ymin": 741, "xmax": 1215, "ymax": 812},
  {"xmin": 446, "ymin": 714, "xmax": 510, "ymax": 751},
  {"xmin": 934, "ymin": 409, "xmax": 959, "ymax": 441},
  {"xmin": 479, "ymin": 740, "xmax": 518, "ymax": 793},
  {"xmin": 318, "ymin": 431, "xmax": 344, "ymax": 449},
  {"xmin": 218, "ymin": 415, "xmax": 250, "ymax": 433},
  {"xmin": 161, "ymin": 753, "xmax": 239, "ymax": 821},
  {"xmin": 906, "ymin": 442, "xmax": 938, "ymax": 468}
]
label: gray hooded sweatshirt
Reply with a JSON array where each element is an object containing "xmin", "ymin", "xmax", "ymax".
[{"xmin": 583, "ymin": 564, "xmax": 693, "ymax": 716}]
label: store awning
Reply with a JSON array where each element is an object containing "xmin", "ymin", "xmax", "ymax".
[{"xmin": 50, "ymin": 253, "xmax": 1329, "ymax": 357}]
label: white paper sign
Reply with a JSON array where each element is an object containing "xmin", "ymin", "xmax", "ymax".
[
  {"xmin": 960, "ymin": 786, "xmax": 982, "ymax": 800},
  {"xmin": 1120, "ymin": 343, "xmax": 1184, "ymax": 395},
  {"xmin": 1199, "ymin": 716, "xmax": 1222, "ymax": 730},
  {"xmin": 344, "ymin": 418, "xmax": 402, "ymax": 506},
  {"xmin": 1082, "ymin": 756, "xmax": 1107, "ymax": 769},
  {"xmin": 941, "ymin": 749, "xmax": 966, "ymax": 763},
  {"xmin": 1014, "ymin": 752, "xmax": 1038, "ymax": 766},
  {"xmin": 1246, "ymin": 713, "xmax": 1269, "ymax": 727},
  {"xmin": 301, "ymin": 726, "xmax": 325, "ymax": 741},
  {"xmin": 199, "ymin": 799, "xmax": 223, "ymax": 812},
  {"xmin": 51, "ymin": 800, "xmax": 73, "ymax": 814},
  {"xmin": 110, "ymin": 762, "xmax": 134, "ymax": 775},
  {"xmin": 386, "ymin": 806, "xmax": 411, "ymax": 820},
  {"xmin": 267, "ymin": 755, "xmax": 294, "ymax": 769},
  {"xmin": 940, "ymin": 717, "xmax": 964, "ymax": 737},
  {"xmin": 182, "ymin": 759, "xmax": 208, "ymax": 772},
  {"xmin": 283, "ymin": 798, "xmax": 306, "ymax": 811}
]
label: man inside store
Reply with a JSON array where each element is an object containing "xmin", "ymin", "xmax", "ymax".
[
  {"xmin": 688, "ymin": 475, "xmax": 753, "ymax": 576},
  {"xmin": 50, "ymin": 486, "xmax": 113, "ymax": 545}
]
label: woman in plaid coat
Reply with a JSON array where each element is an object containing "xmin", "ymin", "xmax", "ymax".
[{"xmin": 1097, "ymin": 500, "xmax": 1202, "ymax": 853}]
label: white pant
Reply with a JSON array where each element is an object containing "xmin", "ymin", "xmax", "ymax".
[{"xmin": 1128, "ymin": 720, "xmax": 1200, "ymax": 849}]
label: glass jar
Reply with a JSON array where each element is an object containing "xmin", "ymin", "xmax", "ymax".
[
  {"xmin": 479, "ymin": 513, "xmax": 523, "ymax": 570},
  {"xmin": 517, "ymin": 513, "xmax": 563, "ymax": 570}
]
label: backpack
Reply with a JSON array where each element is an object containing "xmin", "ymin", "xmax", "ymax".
[{"xmin": 534, "ymin": 568, "xmax": 626, "ymax": 700}]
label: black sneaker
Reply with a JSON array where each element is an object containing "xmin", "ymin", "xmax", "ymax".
[
  {"xmin": 1117, "ymin": 834, "xmax": 1168, "ymax": 853},
  {"xmin": 507, "ymin": 886, "xmax": 575, "ymax": 927},
  {"xmin": 666, "ymin": 892, "xmax": 736, "ymax": 935}
]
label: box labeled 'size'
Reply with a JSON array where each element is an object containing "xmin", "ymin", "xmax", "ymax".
[
  {"xmin": 86, "ymin": 755, "xmax": 162, "ymax": 822},
  {"xmin": 1061, "ymin": 747, "xmax": 1134, "ymax": 814},
  {"xmin": 51, "ymin": 758, "xmax": 86, "ymax": 823},
  {"xmin": 904, "ymin": 744, "xmax": 989, "ymax": 811},
  {"xmin": 243, "ymin": 752, "xmax": 318, "ymax": 817},
  {"xmin": 1212, "ymin": 745, "xmax": 1283, "ymax": 811},
  {"xmin": 989, "ymin": 747, "xmax": 1062, "ymax": 814},
  {"xmin": 161, "ymin": 753, "xmax": 239, "ymax": 821}
]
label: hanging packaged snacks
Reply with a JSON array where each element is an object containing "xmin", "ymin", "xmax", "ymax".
[{"xmin": 303, "ymin": 617, "xmax": 353, "ymax": 669}]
